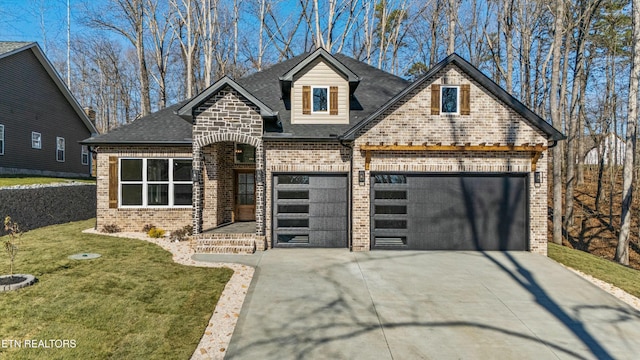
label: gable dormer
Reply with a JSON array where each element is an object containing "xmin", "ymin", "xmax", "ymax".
[{"xmin": 279, "ymin": 48, "xmax": 360, "ymax": 125}]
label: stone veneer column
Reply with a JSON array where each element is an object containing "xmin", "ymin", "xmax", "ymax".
[{"xmin": 192, "ymin": 145, "xmax": 203, "ymax": 234}]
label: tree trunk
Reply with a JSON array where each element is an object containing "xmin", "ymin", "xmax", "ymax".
[
  {"xmin": 616, "ymin": 0, "xmax": 640, "ymax": 265},
  {"xmin": 550, "ymin": 0, "xmax": 565, "ymax": 245}
]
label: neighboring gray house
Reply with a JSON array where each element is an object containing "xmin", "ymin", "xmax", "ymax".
[
  {"xmin": 584, "ymin": 133, "xmax": 625, "ymax": 166},
  {"xmin": 83, "ymin": 49, "xmax": 564, "ymax": 254},
  {"xmin": 0, "ymin": 42, "xmax": 98, "ymax": 178}
]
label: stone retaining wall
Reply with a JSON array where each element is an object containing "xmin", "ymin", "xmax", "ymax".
[{"xmin": 0, "ymin": 184, "xmax": 96, "ymax": 235}]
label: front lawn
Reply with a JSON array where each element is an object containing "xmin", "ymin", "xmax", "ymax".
[
  {"xmin": 0, "ymin": 219, "xmax": 233, "ymax": 359},
  {"xmin": 549, "ymin": 242, "xmax": 640, "ymax": 299},
  {"xmin": 0, "ymin": 176, "xmax": 95, "ymax": 188}
]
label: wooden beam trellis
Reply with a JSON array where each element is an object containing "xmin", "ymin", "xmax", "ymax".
[{"xmin": 360, "ymin": 143, "xmax": 547, "ymax": 171}]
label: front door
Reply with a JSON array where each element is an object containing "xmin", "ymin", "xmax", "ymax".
[{"xmin": 235, "ymin": 171, "xmax": 256, "ymax": 221}]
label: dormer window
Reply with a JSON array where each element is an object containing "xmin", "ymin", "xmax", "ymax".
[
  {"xmin": 302, "ymin": 85, "xmax": 339, "ymax": 116},
  {"xmin": 312, "ymin": 86, "xmax": 329, "ymax": 113}
]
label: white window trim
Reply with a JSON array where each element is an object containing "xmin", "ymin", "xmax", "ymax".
[
  {"xmin": 0, "ymin": 124, "xmax": 4, "ymax": 155},
  {"xmin": 311, "ymin": 86, "xmax": 329, "ymax": 114},
  {"xmin": 81, "ymin": 145, "xmax": 89, "ymax": 165},
  {"xmin": 56, "ymin": 137, "xmax": 65, "ymax": 162},
  {"xmin": 440, "ymin": 85, "xmax": 460, "ymax": 115},
  {"xmin": 32, "ymin": 132, "xmax": 42, "ymax": 149},
  {"xmin": 119, "ymin": 158, "xmax": 193, "ymax": 209}
]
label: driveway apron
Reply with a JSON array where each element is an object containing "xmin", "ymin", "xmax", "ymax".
[{"xmin": 221, "ymin": 250, "xmax": 640, "ymax": 359}]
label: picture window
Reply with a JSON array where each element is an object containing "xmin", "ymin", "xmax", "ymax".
[
  {"xmin": 441, "ymin": 86, "xmax": 459, "ymax": 114},
  {"xmin": 119, "ymin": 158, "xmax": 193, "ymax": 207}
]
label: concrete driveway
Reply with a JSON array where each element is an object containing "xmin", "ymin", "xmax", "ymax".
[{"xmin": 195, "ymin": 250, "xmax": 640, "ymax": 359}]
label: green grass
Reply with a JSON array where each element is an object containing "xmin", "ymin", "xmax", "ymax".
[
  {"xmin": 0, "ymin": 219, "xmax": 233, "ymax": 359},
  {"xmin": 549, "ymin": 242, "xmax": 640, "ymax": 298},
  {"xmin": 0, "ymin": 176, "xmax": 95, "ymax": 187}
]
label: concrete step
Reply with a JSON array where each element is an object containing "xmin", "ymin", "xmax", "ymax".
[
  {"xmin": 194, "ymin": 244, "xmax": 256, "ymax": 254},
  {"xmin": 194, "ymin": 234, "xmax": 256, "ymax": 254}
]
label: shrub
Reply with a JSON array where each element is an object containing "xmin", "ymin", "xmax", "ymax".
[
  {"xmin": 170, "ymin": 224, "xmax": 194, "ymax": 242},
  {"xmin": 170, "ymin": 229, "xmax": 188, "ymax": 242},
  {"xmin": 142, "ymin": 224, "xmax": 155, "ymax": 233},
  {"xmin": 3, "ymin": 216, "xmax": 22, "ymax": 277},
  {"xmin": 101, "ymin": 224, "xmax": 121, "ymax": 233},
  {"xmin": 148, "ymin": 227, "xmax": 165, "ymax": 238}
]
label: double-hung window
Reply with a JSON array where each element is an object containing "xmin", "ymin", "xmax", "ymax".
[
  {"xmin": 56, "ymin": 137, "xmax": 65, "ymax": 162},
  {"xmin": 32, "ymin": 132, "xmax": 42, "ymax": 149},
  {"xmin": 0, "ymin": 124, "xmax": 4, "ymax": 155},
  {"xmin": 81, "ymin": 145, "xmax": 89, "ymax": 165},
  {"xmin": 120, "ymin": 158, "xmax": 192, "ymax": 207}
]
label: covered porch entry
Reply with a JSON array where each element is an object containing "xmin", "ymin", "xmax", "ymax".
[{"xmin": 192, "ymin": 135, "xmax": 266, "ymax": 253}]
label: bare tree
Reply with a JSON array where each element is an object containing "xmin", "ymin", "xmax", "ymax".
[
  {"xmin": 88, "ymin": 0, "xmax": 152, "ymax": 116},
  {"xmin": 616, "ymin": 0, "xmax": 639, "ymax": 265},
  {"xmin": 550, "ymin": 0, "xmax": 565, "ymax": 245}
]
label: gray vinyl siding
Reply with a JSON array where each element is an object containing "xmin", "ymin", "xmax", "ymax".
[{"xmin": 0, "ymin": 48, "xmax": 91, "ymax": 176}]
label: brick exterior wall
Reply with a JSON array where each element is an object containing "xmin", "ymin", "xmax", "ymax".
[
  {"xmin": 94, "ymin": 64, "xmax": 553, "ymax": 255},
  {"xmin": 192, "ymin": 86, "xmax": 264, "ymax": 238},
  {"xmin": 95, "ymin": 146, "xmax": 193, "ymax": 232},
  {"xmin": 351, "ymin": 65, "xmax": 550, "ymax": 254},
  {"xmin": 264, "ymin": 141, "xmax": 350, "ymax": 248}
]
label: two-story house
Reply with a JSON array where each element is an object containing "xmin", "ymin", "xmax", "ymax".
[{"xmin": 0, "ymin": 42, "xmax": 98, "ymax": 178}]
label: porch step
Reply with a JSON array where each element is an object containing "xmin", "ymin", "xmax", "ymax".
[{"xmin": 194, "ymin": 235, "xmax": 256, "ymax": 254}]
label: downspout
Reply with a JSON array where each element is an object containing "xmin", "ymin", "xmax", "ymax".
[{"xmin": 338, "ymin": 138, "xmax": 354, "ymax": 251}]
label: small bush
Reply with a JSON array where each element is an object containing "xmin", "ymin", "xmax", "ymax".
[
  {"xmin": 142, "ymin": 224, "xmax": 155, "ymax": 233},
  {"xmin": 170, "ymin": 229, "xmax": 188, "ymax": 242},
  {"xmin": 183, "ymin": 224, "xmax": 194, "ymax": 236},
  {"xmin": 147, "ymin": 227, "xmax": 165, "ymax": 238},
  {"xmin": 101, "ymin": 224, "xmax": 121, "ymax": 233}
]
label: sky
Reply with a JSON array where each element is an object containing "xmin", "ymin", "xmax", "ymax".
[{"xmin": 0, "ymin": 0, "xmax": 84, "ymax": 49}]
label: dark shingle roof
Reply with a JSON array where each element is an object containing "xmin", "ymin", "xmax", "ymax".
[
  {"xmin": 81, "ymin": 101, "xmax": 191, "ymax": 145},
  {"xmin": 0, "ymin": 42, "xmax": 33, "ymax": 57},
  {"xmin": 86, "ymin": 52, "xmax": 410, "ymax": 144},
  {"xmin": 238, "ymin": 52, "xmax": 410, "ymax": 139}
]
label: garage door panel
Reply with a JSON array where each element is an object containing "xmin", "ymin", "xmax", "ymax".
[
  {"xmin": 310, "ymin": 216, "xmax": 347, "ymax": 230},
  {"xmin": 373, "ymin": 173, "xmax": 528, "ymax": 251},
  {"xmin": 309, "ymin": 203, "xmax": 347, "ymax": 216},
  {"xmin": 274, "ymin": 174, "xmax": 347, "ymax": 248}
]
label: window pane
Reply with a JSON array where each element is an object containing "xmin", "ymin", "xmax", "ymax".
[
  {"xmin": 375, "ymin": 205, "xmax": 407, "ymax": 214},
  {"xmin": 278, "ymin": 190, "xmax": 309, "ymax": 199},
  {"xmin": 235, "ymin": 144, "xmax": 256, "ymax": 164},
  {"xmin": 278, "ymin": 175, "xmax": 309, "ymax": 184},
  {"xmin": 375, "ymin": 190, "xmax": 407, "ymax": 199},
  {"xmin": 375, "ymin": 220, "xmax": 407, "ymax": 229},
  {"xmin": 174, "ymin": 184, "xmax": 193, "ymax": 205},
  {"xmin": 278, "ymin": 219, "xmax": 309, "ymax": 228},
  {"xmin": 148, "ymin": 184, "xmax": 169, "ymax": 205},
  {"xmin": 374, "ymin": 175, "xmax": 406, "ymax": 184},
  {"xmin": 313, "ymin": 87, "xmax": 328, "ymax": 111},
  {"xmin": 442, "ymin": 87, "xmax": 458, "ymax": 113},
  {"xmin": 148, "ymin": 159, "xmax": 169, "ymax": 181},
  {"xmin": 173, "ymin": 159, "xmax": 192, "ymax": 181},
  {"xmin": 121, "ymin": 159, "xmax": 143, "ymax": 181},
  {"xmin": 278, "ymin": 205, "xmax": 309, "ymax": 213},
  {"xmin": 277, "ymin": 235, "xmax": 309, "ymax": 244},
  {"xmin": 121, "ymin": 184, "xmax": 142, "ymax": 205}
]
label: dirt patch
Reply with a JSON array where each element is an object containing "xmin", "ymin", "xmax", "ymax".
[{"xmin": 550, "ymin": 166, "xmax": 640, "ymax": 270}]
